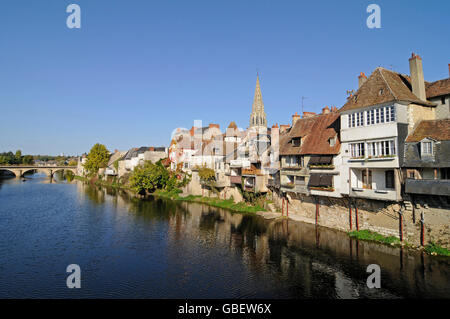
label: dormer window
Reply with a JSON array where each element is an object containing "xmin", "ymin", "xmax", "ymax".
[
  {"xmin": 421, "ymin": 140, "xmax": 433, "ymax": 156},
  {"xmin": 329, "ymin": 136, "xmax": 336, "ymax": 147},
  {"xmin": 292, "ymin": 137, "xmax": 301, "ymax": 147},
  {"xmin": 379, "ymin": 88, "xmax": 384, "ymax": 95}
]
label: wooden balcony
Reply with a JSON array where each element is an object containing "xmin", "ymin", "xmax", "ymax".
[
  {"xmin": 405, "ymin": 179, "xmax": 450, "ymax": 196},
  {"xmin": 230, "ymin": 175, "xmax": 242, "ymax": 184}
]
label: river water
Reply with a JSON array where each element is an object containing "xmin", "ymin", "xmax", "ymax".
[{"xmin": 0, "ymin": 174, "xmax": 448, "ymax": 298}]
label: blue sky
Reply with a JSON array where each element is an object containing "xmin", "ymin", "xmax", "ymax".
[{"xmin": 0, "ymin": 0, "xmax": 449, "ymax": 155}]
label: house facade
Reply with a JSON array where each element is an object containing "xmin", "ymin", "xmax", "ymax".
[
  {"xmin": 278, "ymin": 107, "xmax": 342, "ymax": 198},
  {"xmin": 339, "ymin": 54, "xmax": 438, "ymax": 202},
  {"xmin": 403, "ymin": 119, "xmax": 450, "ymax": 201}
]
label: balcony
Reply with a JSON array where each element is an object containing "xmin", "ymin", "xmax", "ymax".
[
  {"xmin": 350, "ymin": 187, "xmax": 398, "ymax": 201},
  {"xmin": 242, "ymin": 168, "xmax": 262, "ymax": 176},
  {"xmin": 230, "ymin": 159, "xmax": 251, "ymax": 168},
  {"xmin": 280, "ymin": 182, "xmax": 308, "ymax": 194},
  {"xmin": 230, "ymin": 175, "xmax": 242, "ymax": 184},
  {"xmin": 405, "ymin": 179, "xmax": 450, "ymax": 196}
]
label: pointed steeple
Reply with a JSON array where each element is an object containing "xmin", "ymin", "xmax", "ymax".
[{"xmin": 250, "ymin": 75, "xmax": 267, "ymax": 129}]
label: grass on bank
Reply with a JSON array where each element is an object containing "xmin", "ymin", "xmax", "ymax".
[
  {"xmin": 348, "ymin": 229, "xmax": 450, "ymax": 257},
  {"xmin": 348, "ymin": 229, "xmax": 401, "ymax": 245},
  {"xmin": 425, "ymin": 242, "xmax": 450, "ymax": 256},
  {"xmin": 154, "ymin": 189, "xmax": 266, "ymax": 214}
]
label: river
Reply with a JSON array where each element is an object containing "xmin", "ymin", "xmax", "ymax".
[{"xmin": 0, "ymin": 173, "xmax": 448, "ymax": 298}]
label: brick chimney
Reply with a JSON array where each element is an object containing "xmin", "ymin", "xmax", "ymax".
[
  {"xmin": 302, "ymin": 111, "xmax": 316, "ymax": 118},
  {"xmin": 322, "ymin": 106, "xmax": 330, "ymax": 114},
  {"xmin": 358, "ymin": 72, "xmax": 367, "ymax": 88},
  {"xmin": 409, "ymin": 53, "xmax": 426, "ymax": 100},
  {"xmin": 292, "ymin": 112, "xmax": 301, "ymax": 126},
  {"xmin": 271, "ymin": 123, "xmax": 279, "ymax": 129}
]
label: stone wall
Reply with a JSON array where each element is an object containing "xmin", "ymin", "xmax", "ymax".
[{"xmin": 270, "ymin": 190, "xmax": 449, "ymax": 249}]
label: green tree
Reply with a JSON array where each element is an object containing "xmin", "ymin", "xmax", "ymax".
[
  {"xmin": 84, "ymin": 143, "xmax": 110, "ymax": 176},
  {"xmin": 22, "ymin": 155, "xmax": 34, "ymax": 165},
  {"xmin": 198, "ymin": 165, "xmax": 215, "ymax": 183},
  {"xmin": 129, "ymin": 160, "xmax": 170, "ymax": 194},
  {"xmin": 14, "ymin": 150, "xmax": 22, "ymax": 164}
]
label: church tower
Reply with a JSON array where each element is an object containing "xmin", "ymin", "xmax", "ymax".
[{"xmin": 249, "ymin": 75, "xmax": 267, "ymax": 129}]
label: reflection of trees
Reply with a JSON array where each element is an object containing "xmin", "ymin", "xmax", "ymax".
[{"xmin": 84, "ymin": 184, "xmax": 105, "ymax": 205}]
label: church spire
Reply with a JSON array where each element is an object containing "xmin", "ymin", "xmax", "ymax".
[{"xmin": 250, "ymin": 75, "xmax": 267, "ymax": 129}]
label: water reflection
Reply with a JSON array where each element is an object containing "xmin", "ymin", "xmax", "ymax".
[{"xmin": 0, "ymin": 178, "xmax": 448, "ymax": 298}]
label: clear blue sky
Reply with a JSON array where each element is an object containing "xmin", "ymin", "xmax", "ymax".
[{"xmin": 1, "ymin": 0, "xmax": 449, "ymax": 155}]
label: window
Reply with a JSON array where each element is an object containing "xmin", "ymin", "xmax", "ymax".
[
  {"xmin": 367, "ymin": 140, "xmax": 396, "ymax": 157},
  {"xmin": 375, "ymin": 108, "xmax": 380, "ymax": 123},
  {"xmin": 350, "ymin": 143, "xmax": 365, "ymax": 158},
  {"xmin": 385, "ymin": 170, "xmax": 395, "ymax": 189},
  {"xmin": 380, "ymin": 107, "xmax": 385, "ymax": 123},
  {"xmin": 442, "ymin": 96, "xmax": 446, "ymax": 105},
  {"xmin": 329, "ymin": 136, "xmax": 336, "ymax": 147},
  {"xmin": 349, "ymin": 112, "xmax": 364, "ymax": 127},
  {"xmin": 292, "ymin": 137, "xmax": 301, "ymax": 146},
  {"xmin": 421, "ymin": 141, "xmax": 433, "ymax": 155}
]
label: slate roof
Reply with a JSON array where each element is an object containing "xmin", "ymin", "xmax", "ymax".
[
  {"xmin": 340, "ymin": 67, "xmax": 435, "ymax": 112},
  {"xmin": 279, "ymin": 112, "xmax": 341, "ymax": 155},
  {"xmin": 405, "ymin": 119, "xmax": 450, "ymax": 142}
]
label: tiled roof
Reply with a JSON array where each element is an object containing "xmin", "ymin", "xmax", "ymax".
[
  {"xmin": 340, "ymin": 67, "xmax": 435, "ymax": 112},
  {"xmin": 426, "ymin": 78, "xmax": 450, "ymax": 98},
  {"xmin": 405, "ymin": 119, "xmax": 450, "ymax": 142},
  {"xmin": 279, "ymin": 112, "xmax": 341, "ymax": 155}
]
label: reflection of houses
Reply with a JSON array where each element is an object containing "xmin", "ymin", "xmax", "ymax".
[
  {"xmin": 339, "ymin": 54, "xmax": 440, "ymax": 202},
  {"xmin": 403, "ymin": 119, "xmax": 450, "ymax": 202},
  {"xmin": 278, "ymin": 107, "xmax": 341, "ymax": 197}
]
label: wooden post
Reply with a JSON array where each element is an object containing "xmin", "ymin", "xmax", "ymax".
[
  {"xmin": 282, "ymin": 197, "xmax": 284, "ymax": 216},
  {"xmin": 349, "ymin": 198, "xmax": 353, "ymax": 230},
  {"xmin": 355, "ymin": 201, "xmax": 359, "ymax": 231},
  {"xmin": 286, "ymin": 198, "xmax": 289, "ymax": 218}
]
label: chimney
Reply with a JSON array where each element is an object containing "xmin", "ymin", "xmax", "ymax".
[
  {"xmin": 322, "ymin": 106, "xmax": 330, "ymax": 114},
  {"xmin": 292, "ymin": 112, "xmax": 301, "ymax": 126},
  {"xmin": 271, "ymin": 123, "xmax": 279, "ymax": 129},
  {"xmin": 302, "ymin": 111, "xmax": 316, "ymax": 118},
  {"xmin": 358, "ymin": 72, "xmax": 367, "ymax": 88},
  {"xmin": 409, "ymin": 53, "xmax": 426, "ymax": 100},
  {"xmin": 209, "ymin": 123, "xmax": 220, "ymax": 129},
  {"xmin": 448, "ymin": 63, "xmax": 450, "ymax": 78}
]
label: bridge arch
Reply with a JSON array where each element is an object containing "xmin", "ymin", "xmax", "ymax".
[{"xmin": 0, "ymin": 168, "xmax": 18, "ymax": 177}]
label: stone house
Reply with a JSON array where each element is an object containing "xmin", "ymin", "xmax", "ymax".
[{"xmin": 339, "ymin": 54, "xmax": 438, "ymax": 202}]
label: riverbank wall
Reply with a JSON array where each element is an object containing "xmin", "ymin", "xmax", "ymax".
[{"xmin": 269, "ymin": 190, "xmax": 449, "ymax": 249}]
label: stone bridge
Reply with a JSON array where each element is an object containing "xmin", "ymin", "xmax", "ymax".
[{"xmin": 0, "ymin": 165, "xmax": 77, "ymax": 178}]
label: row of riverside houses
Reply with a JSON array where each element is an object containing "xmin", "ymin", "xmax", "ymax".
[
  {"xmin": 78, "ymin": 147, "xmax": 169, "ymax": 179},
  {"xmin": 168, "ymin": 53, "xmax": 449, "ymax": 246}
]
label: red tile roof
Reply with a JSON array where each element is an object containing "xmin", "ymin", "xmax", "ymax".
[{"xmin": 279, "ymin": 112, "xmax": 341, "ymax": 155}]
